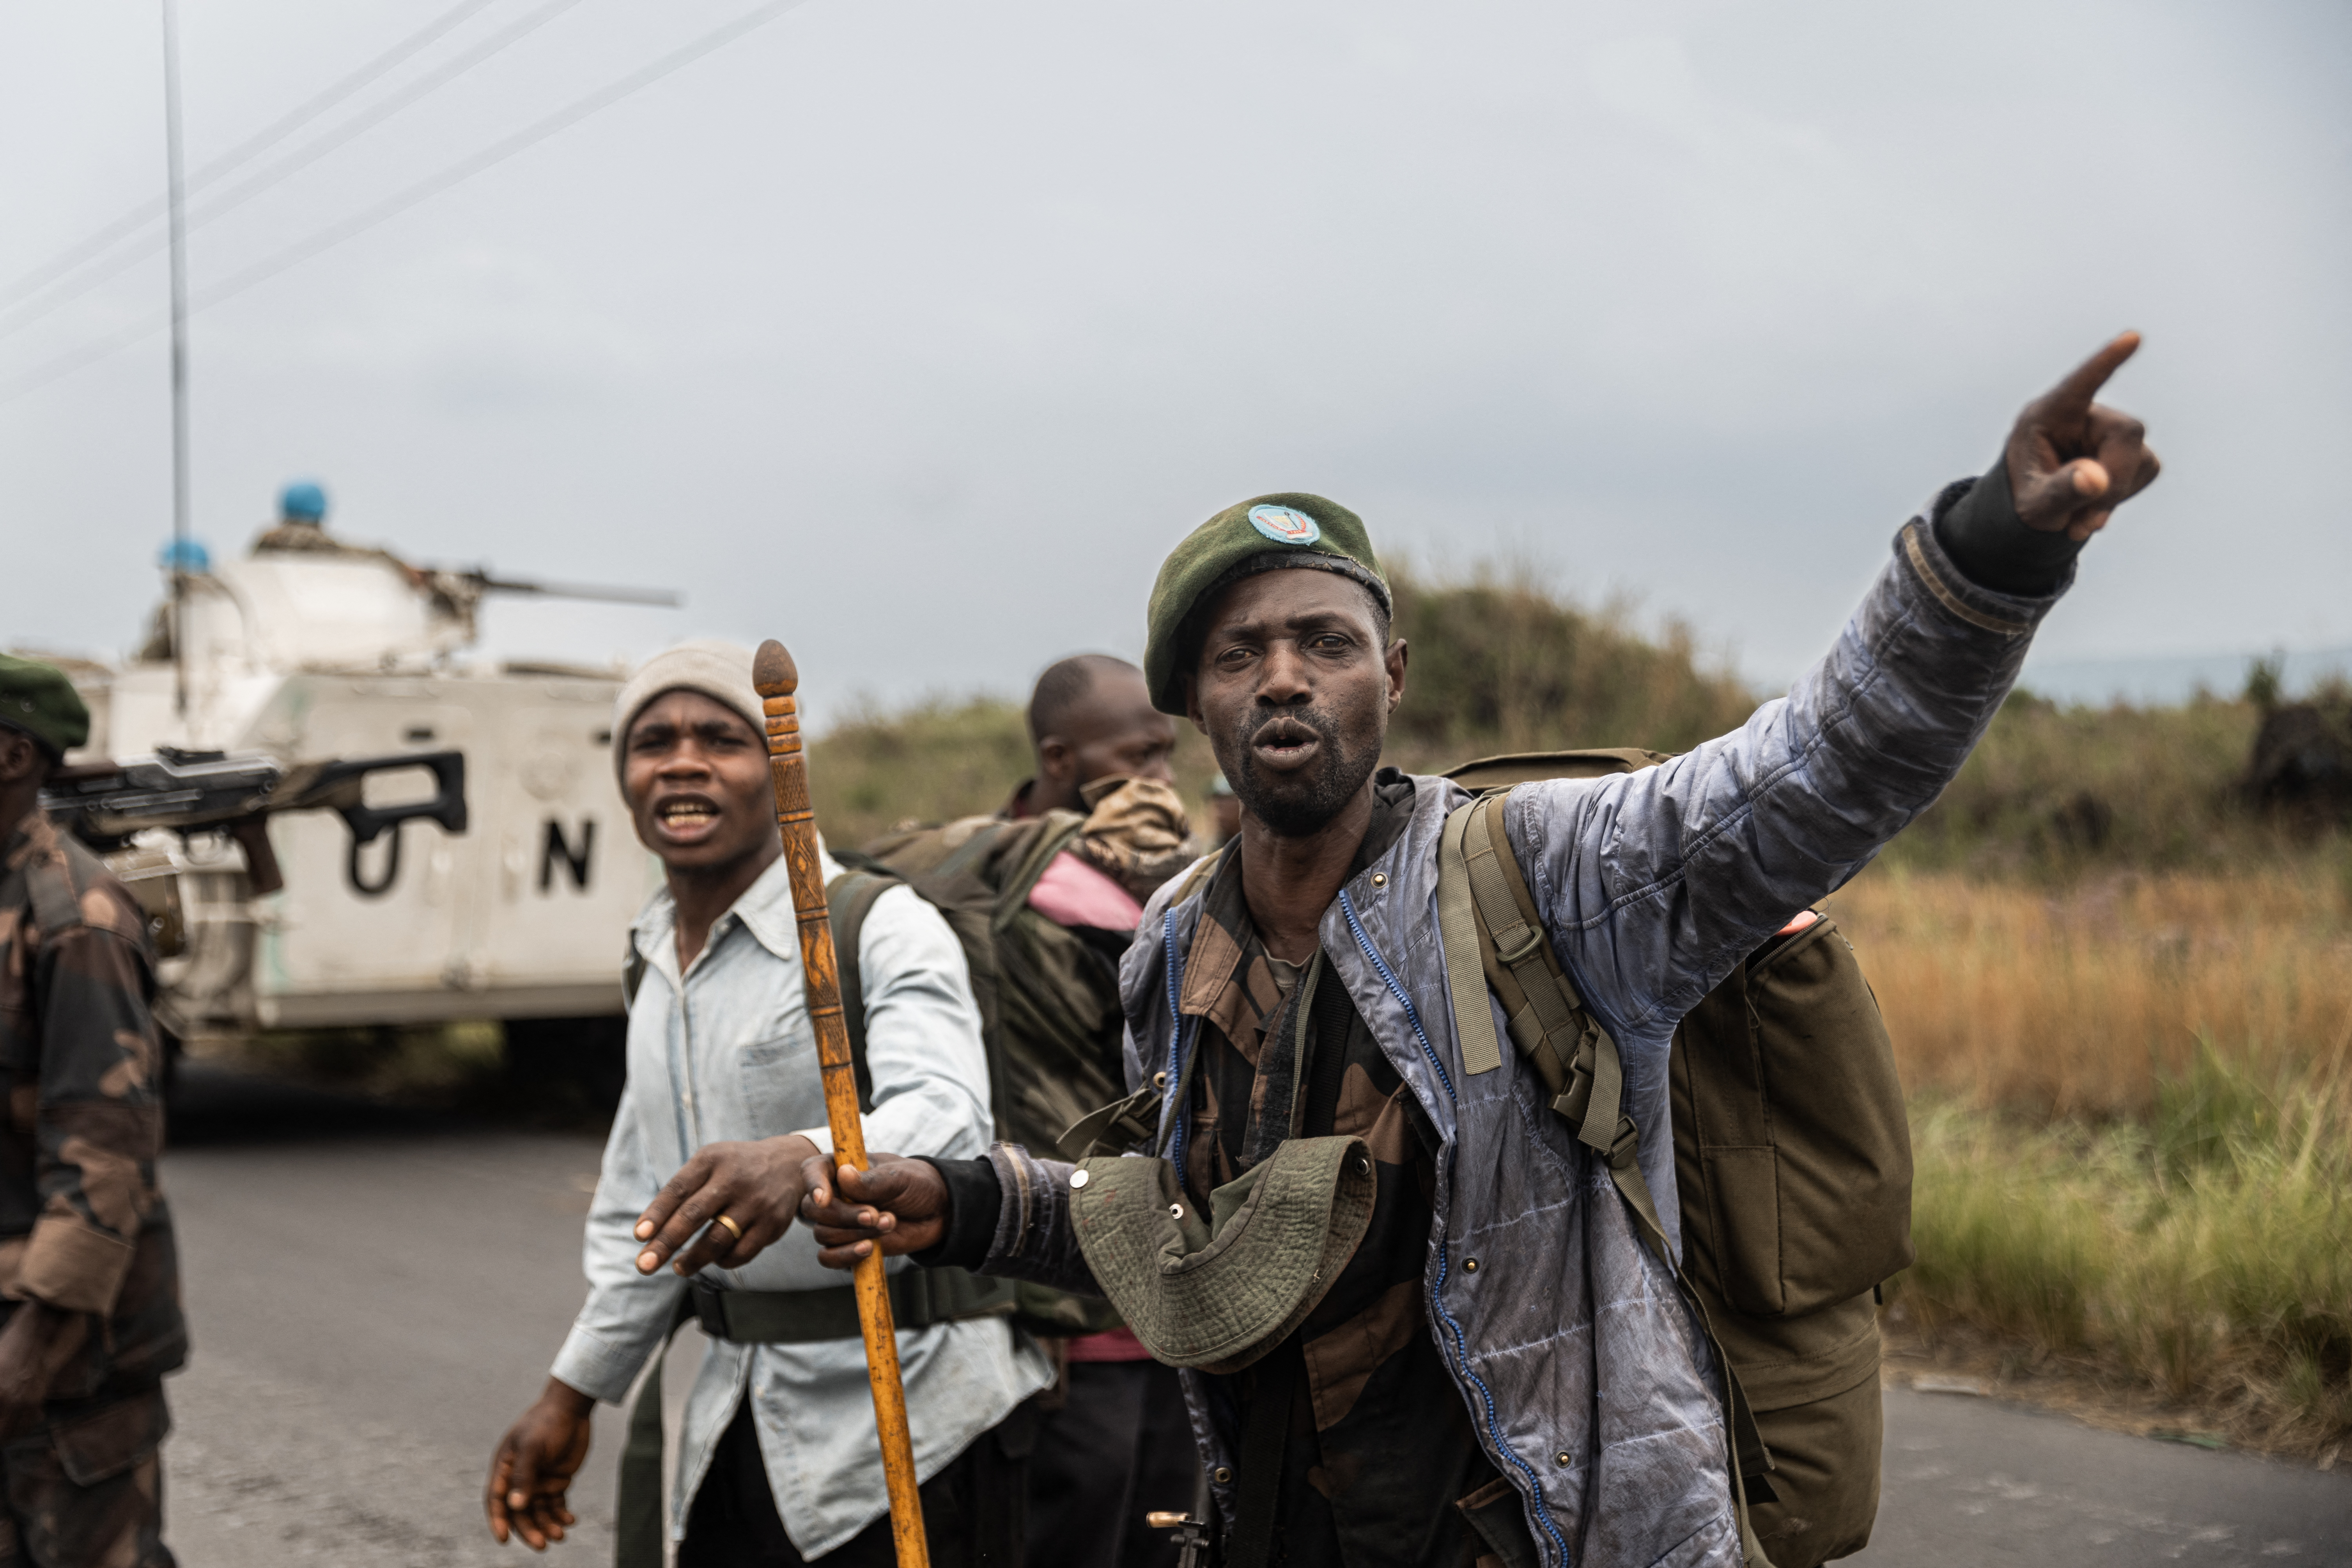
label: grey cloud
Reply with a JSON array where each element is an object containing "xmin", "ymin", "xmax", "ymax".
[{"xmin": 2, "ymin": 0, "xmax": 2346, "ymax": 726}]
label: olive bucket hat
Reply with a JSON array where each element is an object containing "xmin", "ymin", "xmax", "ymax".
[{"xmin": 1067, "ymin": 1135, "xmax": 1377, "ymax": 1374}]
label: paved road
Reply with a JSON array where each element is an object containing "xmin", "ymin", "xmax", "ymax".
[
  {"xmin": 159, "ymin": 1065, "xmax": 639, "ymax": 1566},
  {"xmin": 1855, "ymin": 1389, "xmax": 2349, "ymax": 1566},
  {"xmin": 153, "ymin": 1064, "xmax": 2350, "ymax": 1566}
]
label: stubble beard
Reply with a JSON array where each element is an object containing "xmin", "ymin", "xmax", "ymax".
[{"xmin": 1225, "ymin": 704, "xmax": 1379, "ymax": 839}]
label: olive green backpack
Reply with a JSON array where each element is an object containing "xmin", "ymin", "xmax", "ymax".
[
  {"xmin": 1439, "ymin": 750, "xmax": 1913, "ymax": 1568},
  {"xmin": 849, "ymin": 813, "xmax": 1134, "ymax": 1337}
]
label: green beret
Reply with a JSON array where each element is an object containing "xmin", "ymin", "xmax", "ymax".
[
  {"xmin": 1142, "ymin": 492, "xmax": 1388, "ymax": 714},
  {"xmin": 0, "ymin": 654, "xmax": 89, "ymax": 760}
]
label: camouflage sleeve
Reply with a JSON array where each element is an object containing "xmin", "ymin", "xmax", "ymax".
[{"xmin": 21, "ymin": 893, "xmax": 164, "ymax": 1318}]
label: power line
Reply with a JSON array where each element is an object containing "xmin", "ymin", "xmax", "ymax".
[
  {"xmin": 0, "ymin": 0, "xmax": 502, "ymax": 312},
  {"xmin": 0, "ymin": 0, "xmax": 590, "ymax": 343},
  {"xmin": 0, "ymin": 0, "xmax": 805, "ymax": 410},
  {"xmin": 189, "ymin": 0, "xmax": 508, "ymax": 194}
]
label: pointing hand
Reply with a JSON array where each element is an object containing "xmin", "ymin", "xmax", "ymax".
[{"xmin": 2004, "ymin": 332, "xmax": 2163, "ymax": 542}]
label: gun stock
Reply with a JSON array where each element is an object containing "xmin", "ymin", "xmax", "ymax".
[{"xmin": 41, "ymin": 749, "xmax": 469, "ymax": 894}]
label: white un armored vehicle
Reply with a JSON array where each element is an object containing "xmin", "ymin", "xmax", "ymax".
[{"xmin": 32, "ymin": 489, "xmax": 669, "ymax": 1097}]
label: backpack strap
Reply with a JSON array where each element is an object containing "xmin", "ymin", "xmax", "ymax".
[
  {"xmin": 615, "ymin": 1295, "xmax": 693, "ymax": 1568},
  {"xmin": 615, "ymin": 871, "xmax": 892, "ymax": 1110},
  {"xmin": 1437, "ymin": 791, "xmax": 1782, "ymax": 1568},
  {"xmin": 621, "ymin": 940, "xmax": 647, "ymax": 1011},
  {"xmin": 826, "ymin": 867, "xmax": 900, "ymax": 1115}
]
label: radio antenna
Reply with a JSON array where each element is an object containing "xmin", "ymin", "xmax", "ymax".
[{"xmin": 162, "ymin": 0, "xmax": 192, "ymax": 717}]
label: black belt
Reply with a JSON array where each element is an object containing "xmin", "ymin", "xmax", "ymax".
[{"xmin": 688, "ymin": 1266, "xmax": 1015, "ymax": 1344}]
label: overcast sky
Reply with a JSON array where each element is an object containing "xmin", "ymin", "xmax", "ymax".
[{"xmin": 4, "ymin": 0, "xmax": 2346, "ymax": 724}]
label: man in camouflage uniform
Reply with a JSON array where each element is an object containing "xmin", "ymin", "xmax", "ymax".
[
  {"xmin": 856, "ymin": 655, "xmax": 1196, "ymax": 1564},
  {"xmin": 1000, "ymin": 654, "xmax": 1180, "ymax": 821},
  {"xmin": 1004, "ymin": 657, "xmax": 1194, "ymax": 1568},
  {"xmin": 0, "ymin": 656, "xmax": 185, "ymax": 1568}
]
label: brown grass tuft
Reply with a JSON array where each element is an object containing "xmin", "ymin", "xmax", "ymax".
[{"xmin": 1826, "ymin": 865, "xmax": 2352, "ymax": 1120}]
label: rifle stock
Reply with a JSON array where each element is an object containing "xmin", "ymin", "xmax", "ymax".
[{"xmin": 41, "ymin": 748, "xmax": 468, "ymax": 895}]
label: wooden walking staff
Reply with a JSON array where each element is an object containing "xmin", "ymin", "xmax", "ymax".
[{"xmin": 753, "ymin": 639, "xmax": 931, "ymax": 1568}]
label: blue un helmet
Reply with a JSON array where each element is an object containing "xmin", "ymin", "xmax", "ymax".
[
  {"xmin": 279, "ymin": 479, "xmax": 328, "ymax": 523},
  {"xmin": 156, "ymin": 538, "xmax": 212, "ymax": 573}
]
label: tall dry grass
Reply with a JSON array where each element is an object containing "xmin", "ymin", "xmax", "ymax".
[
  {"xmin": 1830, "ymin": 863, "xmax": 2352, "ymax": 1449},
  {"xmin": 1826, "ymin": 864, "xmax": 2352, "ymax": 1120}
]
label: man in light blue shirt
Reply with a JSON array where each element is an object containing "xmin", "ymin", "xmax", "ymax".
[{"xmin": 486, "ymin": 640, "xmax": 1051, "ymax": 1564}]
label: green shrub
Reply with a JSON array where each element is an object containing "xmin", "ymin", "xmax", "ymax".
[
  {"xmin": 1902, "ymin": 1049, "xmax": 2352, "ymax": 1450},
  {"xmin": 799, "ymin": 563, "xmax": 2345, "ymax": 876}
]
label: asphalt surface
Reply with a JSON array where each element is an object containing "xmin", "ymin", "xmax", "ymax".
[
  {"xmin": 1854, "ymin": 1389, "xmax": 2350, "ymax": 1566},
  {"xmin": 154, "ymin": 1062, "xmax": 2351, "ymax": 1567}
]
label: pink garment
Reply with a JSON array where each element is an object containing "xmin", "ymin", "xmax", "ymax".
[
  {"xmin": 1027, "ymin": 850, "xmax": 1144, "ymax": 933},
  {"xmin": 1063, "ymin": 1326, "xmax": 1154, "ymax": 1363}
]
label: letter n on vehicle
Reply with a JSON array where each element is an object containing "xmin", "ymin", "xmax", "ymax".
[{"xmin": 540, "ymin": 819, "xmax": 595, "ymax": 893}]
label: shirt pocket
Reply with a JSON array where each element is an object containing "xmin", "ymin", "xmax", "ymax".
[{"xmin": 738, "ymin": 1029, "xmax": 818, "ymax": 1134}]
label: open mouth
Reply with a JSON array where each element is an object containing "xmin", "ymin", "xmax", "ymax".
[
  {"xmin": 1249, "ymin": 715, "xmax": 1325, "ymax": 771},
  {"xmin": 652, "ymin": 795, "xmax": 723, "ymax": 841}
]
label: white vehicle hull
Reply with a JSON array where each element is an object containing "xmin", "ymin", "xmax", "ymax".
[{"xmin": 49, "ymin": 550, "xmax": 661, "ymax": 1042}]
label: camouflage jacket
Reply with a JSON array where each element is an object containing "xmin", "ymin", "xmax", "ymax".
[{"xmin": 0, "ymin": 814, "xmax": 186, "ymax": 1402}]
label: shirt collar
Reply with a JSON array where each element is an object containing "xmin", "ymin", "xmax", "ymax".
[
  {"xmin": 631, "ymin": 834, "xmax": 841, "ymax": 978},
  {"xmin": 1176, "ymin": 770, "xmax": 1417, "ymax": 1027}
]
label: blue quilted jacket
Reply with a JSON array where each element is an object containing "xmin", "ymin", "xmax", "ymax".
[{"xmin": 976, "ymin": 495, "xmax": 2065, "ymax": 1567}]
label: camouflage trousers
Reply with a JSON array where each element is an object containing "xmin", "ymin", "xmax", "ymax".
[{"xmin": 0, "ymin": 1390, "xmax": 173, "ymax": 1568}]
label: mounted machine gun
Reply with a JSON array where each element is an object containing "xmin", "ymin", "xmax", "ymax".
[{"xmin": 42, "ymin": 747, "xmax": 468, "ymax": 920}]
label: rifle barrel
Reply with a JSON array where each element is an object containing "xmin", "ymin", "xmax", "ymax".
[{"xmin": 471, "ymin": 575, "xmax": 681, "ymax": 607}]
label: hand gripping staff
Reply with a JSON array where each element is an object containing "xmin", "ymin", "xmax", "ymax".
[{"xmin": 754, "ymin": 639, "xmax": 931, "ymax": 1568}]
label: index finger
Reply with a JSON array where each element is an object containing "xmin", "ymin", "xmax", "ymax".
[
  {"xmin": 2042, "ymin": 330, "xmax": 2141, "ymax": 414},
  {"xmin": 634, "ymin": 1151, "xmax": 714, "ymax": 1243},
  {"xmin": 486, "ymin": 1447, "xmax": 514, "ymax": 1541}
]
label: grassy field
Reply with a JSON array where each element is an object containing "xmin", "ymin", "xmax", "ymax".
[
  {"xmin": 1827, "ymin": 865, "xmax": 2352, "ymax": 1451},
  {"xmin": 794, "ymin": 562, "xmax": 2352, "ymax": 1451}
]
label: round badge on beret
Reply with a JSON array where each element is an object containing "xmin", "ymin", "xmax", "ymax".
[{"xmin": 1247, "ymin": 504, "xmax": 1321, "ymax": 546}]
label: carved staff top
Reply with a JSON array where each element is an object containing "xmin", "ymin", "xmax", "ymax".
[{"xmin": 752, "ymin": 638, "xmax": 869, "ymax": 1169}]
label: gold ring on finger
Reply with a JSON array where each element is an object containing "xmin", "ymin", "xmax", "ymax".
[{"xmin": 713, "ymin": 1214, "xmax": 744, "ymax": 1241}]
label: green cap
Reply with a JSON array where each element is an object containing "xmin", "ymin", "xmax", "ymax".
[
  {"xmin": 1067, "ymin": 1136, "xmax": 1376, "ymax": 1374},
  {"xmin": 0, "ymin": 655, "xmax": 89, "ymax": 759},
  {"xmin": 1141, "ymin": 493, "xmax": 1388, "ymax": 715}
]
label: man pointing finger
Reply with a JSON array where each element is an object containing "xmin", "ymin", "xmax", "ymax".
[{"xmin": 804, "ymin": 336, "xmax": 2159, "ymax": 1568}]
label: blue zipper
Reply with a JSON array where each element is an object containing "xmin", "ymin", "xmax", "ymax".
[
  {"xmin": 1161, "ymin": 909, "xmax": 1192, "ymax": 1178},
  {"xmin": 1338, "ymin": 889, "xmax": 1574, "ymax": 1567}
]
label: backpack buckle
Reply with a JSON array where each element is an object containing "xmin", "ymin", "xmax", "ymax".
[{"xmin": 1494, "ymin": 924, "xmax": 1543, "ymax": 967}]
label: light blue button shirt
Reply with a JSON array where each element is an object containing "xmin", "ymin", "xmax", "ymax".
[{"xmin": 549, "ymin": 848, "xmax": 1052, "ymax": 1553}]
